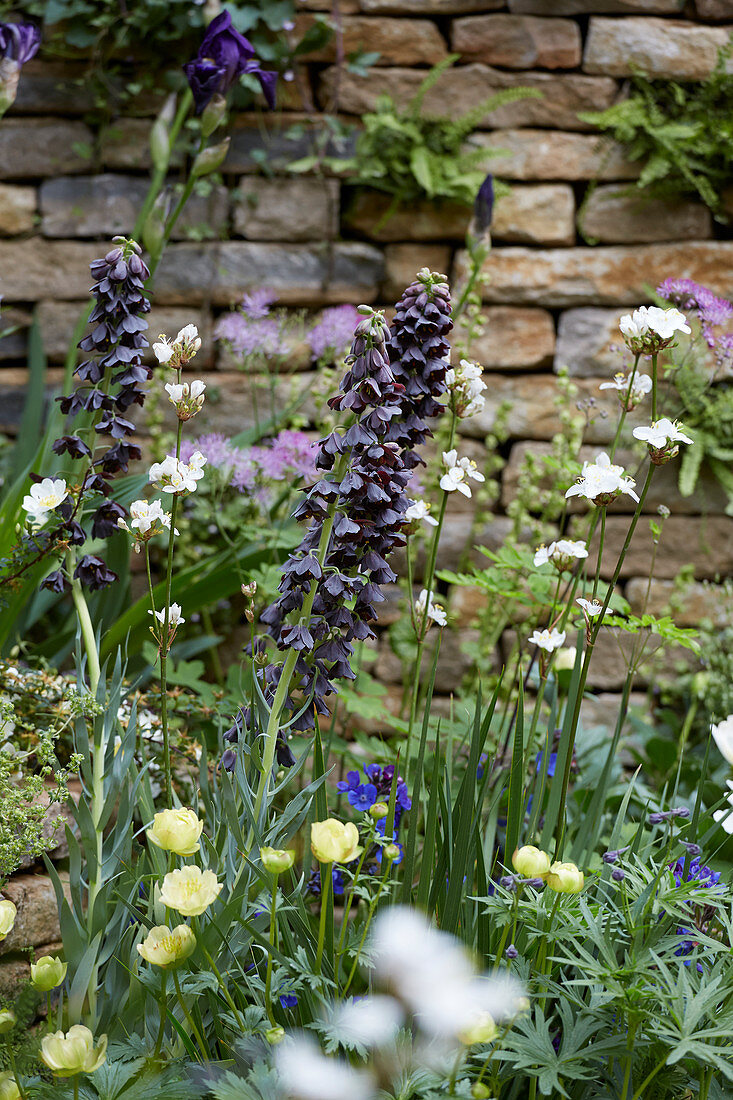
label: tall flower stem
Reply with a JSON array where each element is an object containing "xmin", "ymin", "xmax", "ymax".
[
  {"xmin": 592, "ymin": 510, "xmax": 606, "ymax": 602},
  {"xmin": 341, "ymin": 858, "xmax": 392, "ymax": 998},
  {"xmin": 315, "ymin": 866, "xmax": 331, "ymax": 976},
  {"xmin": 134, "ymin": 91, "xmax": 193, "ymax": 243},
  {"xmin": 159, "ymin": 419, "xmax": 183, "ymax": 809},
  {"xmin": 651, "ymin": 353, "xmax": 659, "ymax": 421},
  {"xmin": 68, "ymin": 556, "xmax": 101, "ymax": 696},
  {"xmin": 265, "ymin": 875, "xmax": 279, "ymax": 1024},
  {"xmin": 554, "ymin": 464, "xmax": 655, "ymax": 856},
  {"xmin": 153, "ymin": 970, "xmax": 168, "ymax": 1058}
]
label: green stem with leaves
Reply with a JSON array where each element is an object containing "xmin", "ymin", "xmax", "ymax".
[{"xmin": 158, "ymin": 418, "xmax": 183, "ymax": 809}]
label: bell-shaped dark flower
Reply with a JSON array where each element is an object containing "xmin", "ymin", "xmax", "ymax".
[
  {"xmin": 74, "ymin": 554, "xmax": 118, "ymax": 591},
  {"xmin": 52, "ymin": 435, "xmax": 91, "ymax": 460},
  {"xmin": 40, "ymin": 569, "xmax": 69, "ymax": 594},
  {"xmin": 183, "ymin": 11, "xmax": 276, "ymax": 114},
  {"xmin": 91, "ymin": 501, "xmax": 126, "ymax": 539}
]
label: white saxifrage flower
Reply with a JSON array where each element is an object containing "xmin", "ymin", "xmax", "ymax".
[
  {"xmin": 165, "ymin": 379, "xmax": 206, "ymax": 421},
  {"xmin": 415, "ymin": 588, "xmax": 447, "ymax": 630},
  {"xmin": 149, "ymin": 453, "xmax": 206, "ymax": 494},
  {"xmin": 22, "ymin": 478, "xmax": 68, "ymax": 526},
  {"xmin": 153, "ymin": 324, "xmax": 202, "ymax": 367},
  {"xmin": 149, "ymin": 603, "xmax": 185, "ymax": 627},
  {"xmin": 445, "ymin": 358, "xmax": 487, "ymax": 418},
  {"xmin": 276, "ymin": 1036, "xmax": 375, "ymax": 1100},
  {"xmin": 632, "ymin": 418, "xmax": 693, "ymax": 465},
  {"xmin": 565, "ymin": 452, "xmax": 639, "ymax": 507},
  {"xmin": 619, "ymin": 305, "xmax": 690, "ymax": 352},
  {"xmin": 711, "ymin": 715, "xmax": 733, "ymax": 766},
  {"xmin": 117, "ymin": 499, "xmax": 177, "ymax": 546},
  {"xmin": 529, "ymin": 627, "xmax": 566, "ymax": 653},
  {"xmin": 576, "ymin": 597, "xmax": 603, "ymax": 619},
  {"xmin": 440, "ymin": 450, "xmax": 485, "ymax": 498},
  {"xmin": 370, "ymin": 907, "xmax": 525, "ymax": 1042},
  {"xmin": 405, "ymin": 499, "xmax": 438, "ymax": 528},
  {"xmin": 599, "ymin": 371, "xmax": 653, "ymax": 411},
  {"xmin": 533, "ymin": 540, "xmax": 588, "ymax": 571}
]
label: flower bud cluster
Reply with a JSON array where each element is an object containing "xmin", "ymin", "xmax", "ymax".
[
  {"xmin": 511, "ymin": 846, "xmax": 584, "ymax": 894},
  {"xmin": 445, "ymin": 358, "xmax": 486, "ymax": 418},
  {"xmin": 165, "ymin": 379, "xmax": 206, "ymax": 421}
]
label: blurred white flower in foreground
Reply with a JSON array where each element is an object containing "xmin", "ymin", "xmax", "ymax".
[
  {"xmin": 276, "ymin": 1035, "xmax": 375, "ymax": 1100},
  {"xmin": 599, "ymin": 371, "xmax": 652, "ymax": 411},
  {"xmin": 329, "ymin": 995, "xmax": 404, "ymax": 1048},
  {"xmin": 533, "ymin": 540, "xmax": 587, "ymax": 571},
  {"xmin": 370, "ymin": 907, "xmax": 525, "ymax": 1043},
  {"xmin": 22, "ymin": 478, "xmax": 68, "ymax": 526},
  {"xmin": 711, "ymin": 715, "xmax": 733, "ymax": 765},
  {"xmin": 440, "ymin": 450, "xmax": 485, "ymax": 498},
  {"xmin": 565, "ymin": 452, "xmax": 639, "ymax": 507},
  {"xmin": 529, "ymin": 627, "xmax": 566, "ymax": 653},
  {"xmin": 713, "ymin": 780, "xmax": 733, "ymax": 834}
]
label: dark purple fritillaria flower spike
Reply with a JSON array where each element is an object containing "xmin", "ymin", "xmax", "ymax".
[{"xmin": 183, "ymin": 11, "xmax": 276, "ymax": 114}]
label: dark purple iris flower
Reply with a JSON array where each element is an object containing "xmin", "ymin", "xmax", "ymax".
[
  {"xmin": 0, "ymin": 22, "xmax": 40, "ymax": 65},
  {"xmin": 183, "ymin": 11, "xmax": 276, "ymax": 114}
]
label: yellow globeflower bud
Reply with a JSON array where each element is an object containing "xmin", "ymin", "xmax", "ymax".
[
  {"xmin": 137, "ymin": 924, "xmax": 196, "ymax": 969},
  {"xmin": 369, "ymin": 802, "xmax": 389, "ymax": 820},
  {"xmin": 30, "ymin": 955, "xmax": 67, "ymax": 992},
  {"xmin": 159, "ymin": 866, "xmax": 222, "ymax": 917},
  {"xmin": 546, "ymin": 861, "xmax": 584, "ymax": 894},
  {"xmin": 458, "ymin": 1011, "xmax": 497, "ymax": 1046},
  {"xmin": 383, "ymin": 843, "xmax": 401, "ymax": 863},
  {"xmin": 0, "ymin": 1010, "xmax": 15, "ymax": 1034},
  {"xmin": 512, "ymin": 845, "xmax": 551, "ymax": 879},
  {"xmin": 471, "ymin": 1084, "xmax": 492, "ymax": 1100},
  {"xmin": 40, "ymin": 1025, "xmax": 107, "ymax": 1077},
  {"xmin": 146, "ymin": 808, "xmax": 204, "ymax": 856},
  {"xmin": 310, "ymin": 819, "xmax": 362, "ymax": 865},
  {"xmin": 265, "ymin": 1025, "xmax": 285, "ymax": 1045},
  {"xmin": 260, "ymin": 847, "xmax": 296, "ymax": 875},
  {"xmin": 0, "ymin": 1071, "xmax": 20, "ymax": 1100},
  {"xmin": 0, "ymin": 900, "xmax": 16, "ymax": 941}
]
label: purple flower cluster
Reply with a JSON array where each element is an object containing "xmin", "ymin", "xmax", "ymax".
[
  {"xmin": 183, "ymin": 11, "xmax": 276, "ymax": 114},
  {"xmin": 669, "ymin": 856, "xmax": 724, "ymax": 971},
  {"xmin": 180, "ymin": 430, "xmax": 316, "ymax": 498},
  {"xmin": 39, "ymin": 239, "xmax": 151, "ymax": 593},
  {"xmin": 658, "ymin": 277, "xmax": 733, "ymax": 370},
  {"xmin": 213, "ymin": 309, "xmax": 293, "ymax": 361},
  {"xmin": 384, "ymin": 268, "xmax": 453, "ymax": 469},
  {"xmin": 307, "ymin": 306, "xmax": 362, "ymax": 362},
  {"xmin": 337, "ymin": 764, "xmax": 411, "ymax": 825}
]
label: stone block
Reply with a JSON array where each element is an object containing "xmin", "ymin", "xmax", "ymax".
[
  {"xmin": 573, "ymin": 513, "xmax": 733, "ymax": 579},
  {"xmin": 361, "ymin": 0, "xmax": 502, "ymax": 11},
  {"xmin": 454, "ymin": 242, "xmax": 733, "ymax": 307},
  {"xmin": 493, "ymin": 184, "xmax": 576, "ymax": 245},
  {"xmin": 695, "ymin": 0, "xmax": 733, "ymax": 18},
  {"xmin": 10, "ymin": 61, "xmax": 95, "ymax": 114},
  {"xmin": 0, "ymin": 873, "xmax": 69, "ymax": 953},
  {"xmin": 510, "ymin": 0, "xmax": 686, "ymax": 11},
  {"xmin": 449, "ymin": 582, "xmax": 533, "ymax": 627},
  {"xmin": 297, "ymin": 0, "xmax": 361, "ymax": 10},
  {"xmin": 392, "ymin": 513, "xmax": 517, "ymax": 578},
  {"xmin": 35, "ymin": 301, "xmax": 215, "ymax": 368},
  {"xmin": 234, "ymin": 177, "xmax": 339, "ymax": 241},
  {"xmin": 383, "ymin": 244, "xmax": 452, "ymax": 302},
  {"xmin": 501, "ymin": 440, "xmax": 729, "ymax": 514},
  {"xmin": 584, "ymin": 17, "xmax": 733, "ymax": 80},
  {"xmin": 0, "ymin": 184, "xmax": 36, "ymax": 235},
  {"xmin": 580, "ymin": 690, "xmax": 648, "ymax": 742},
  {"xmin": 344, "ymin": 191, "xmax": 470, "ymax": 242},
  {"xmin": 471, "ymin": 129, "xmax": 640, "ymax": 181},
  {"xmin": 319, "ymin": 65, "xmax": 620, "ymax": 131},
  {"xmin": 40, "ymin": 175, "xmax": 228, "ymax": 240},
  {"xmin": 626, "ymin": 576, "xmax": 733, "ymax": 627},
  {"xmin": 99, "ymin": 119, "xmax": 184, "ymax": 171},
  {"xmin": 459, "ymin": 307, "xmax": 556, "ymax": 371},
  {"xmin": 580, "ymin": 186, "xmax": 713, "ymax": 244},
  {"xmin": 555, "ymin": 307, "xmax": 636, "ymax": 377},
  {"xmin": 227, "ymin": 116, "xmax": 358, "ymax": 174},
  {"xmin": 452, "ymin": 15, "xmax": 582, "ymax": 69},
  {"xmin": 154, "ymin": 241, "xmax": 384, "ymax": 306},
  {"xmin": 0, "ymin": 120, "xmax": 93, "ymax": 180},
  {"xmin": 0, "ymin": 240, "xmax": 99, "ymax": 301},
  {"xmin": 296, "ymin": 14, "xmax": 447, "ymax": 65},
  {"xmin": 0, "ymin": 368, "xmax": 64, "ymax": 433},
  {"xmin": 0, "ymin": 308, "xmax": 31, "ymax": 360}
]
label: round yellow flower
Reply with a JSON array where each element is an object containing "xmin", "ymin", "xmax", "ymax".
[
  {"xmin": 0, "ymin": 900, "xmax": 16, "ymax": 941},
  {"xmin": 30, "ymin": 955, "xmax": 67, "ymax": 992},
  {"xmin": 137, "ymin": 924, "xmax": 196, "ymax": 968},
  {"xmin": 40, "ymin": 1025, "xmax": 107, "ymax": 1077},
  {"xmin": 458, "ymin": 1011, "xmax": 498, "ymax": 1046},
  {"xmin": 545, "ymin": 861, "xmax": 584, "ymax": 894},
  {"xmin": 260, "ymin": 847, "xmax": 296, "ymax": 875},
  {"xmin": 159, "ymin": 866, "xmax": 222, "ymax": 917},
  {"xmin": 0, "ymin": 1071, "xmax": 20, "ymax": 1100},
  {"xmin": 0, "ymin": 1010, "xmax": 15, "ymax": 1035},
  {"xmin": 310, "ymin": 819, "xmax": 362, "ymax": 865},
  {"xmin": 511, "ymin": 846, "xmax": 551, "ymax": 879},
  {"xmin": 146, "ymin": 808, "xmax": 204, "ymax": 856}
]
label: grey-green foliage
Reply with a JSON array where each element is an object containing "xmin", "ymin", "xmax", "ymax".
[
  {"xmin": 580, "ymin": 45, "xmax": 733, "ymax": 216},
  {"xmin": 672, "ymin": 364, "xmax": 733, "ymax": 508},
  {"xmin": 337, "ymin": 55, "xmax": 540, "ymax": 208}
]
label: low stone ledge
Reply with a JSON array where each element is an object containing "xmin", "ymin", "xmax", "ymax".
[
  {"xmin": 472, "ymin": 130, "xmax": 639, "ymax": 182},
  {"xmin": 580, "ymin": 186, "xmax": 713, "ymax": 244},
  {"xmin": 452, "ymin": 14, "xmax": 582, "ymax": 69},
  {"xmin": 0, "ymin": 120, "xmax": 93, "ymax": 181}
]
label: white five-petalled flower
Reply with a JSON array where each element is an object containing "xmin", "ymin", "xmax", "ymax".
[
  {"xmin": 117, "ymin": 499, "xmax": 177, "ymax": 546},
  {"xmin": 711, "ymin": 715, "xmax": 733, "ymax": 766},
  {"xmin": 445, "ymin": 359, "xmax": 487, "ymax": 418},
  {"xmin": 599, "ymin": 372, "xmax": 653, "ymax": 411},
  {"xmin": 713, "ymin": 780, "xmax": 733, "ymax": 834},
  {"xmin": 405, "ymin": 499, "xmax": 438, "ymax": 528},
  {"xmin": 533, "ymin": 540, "xmax": 588, "ymax": 571},
  {"xmin": 440, "ymin": 450, "xmax": 485, "ymax": 498},
  {"xmin": 149, "ymin": 453, "xmax": 206, "ymax": 494},
  {"xmin": 529, "ymin": 627, "xmax": 566, "ymax": 653},
  {"xmin": 148, "ymin": 603, "xmax": 185, "ymax": 628},
  {"xmin": 619, "ymin": 306, "xmax": 690, "ymax": 352},
  {"xmin": 153, "ymin": 324, "xmax": 202, "ymax": 367},
  {"xmin": 415, "ymin": 589, "xmax": 447, "ymax": 630},
  {"xmin": 633, "ymin": 418, "xmax": 693, "ymax": 464},
  {"xmin": 576, "ymin": 597, "xmax": 603, "ymax": 619},
  {"xmin": 165, "ymin": 379, "xmax": 206, "ymax": 421},
  {"xmin": 565, "ymin": 452, "xmax": 639, "ymax": 507},
  {"xmin": 22, "ymin": 478, "xmax": 68, "ymax": 527}
]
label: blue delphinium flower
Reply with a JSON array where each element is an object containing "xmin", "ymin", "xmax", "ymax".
[
  {"xmin": 535, "ymin": 750, "xmax": 558, "ymax": 778},
  {"xmin": 279, "ymin": 993, "xmax": 298, "ymax": 1009},
  {"xmin": 669, "ymin": 855, "xmax": 724, "ymax": 973},
  {"xmin": 183, "ymin": 11, "xmax": 276, "ymax": 113}
]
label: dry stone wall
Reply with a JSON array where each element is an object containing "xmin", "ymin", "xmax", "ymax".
[{"xmin": 1, "ymin": 0, "xmax": 733, "ymax": 719}]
